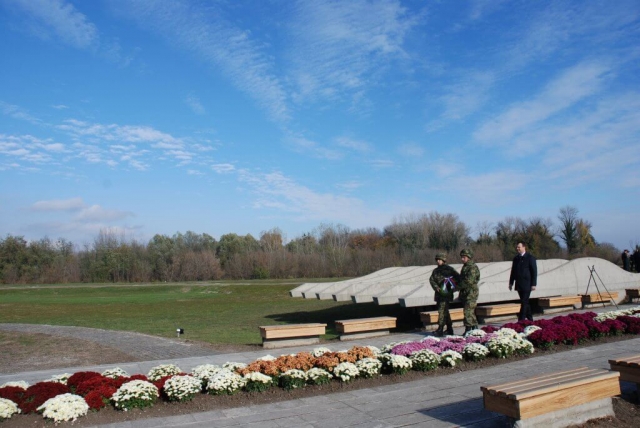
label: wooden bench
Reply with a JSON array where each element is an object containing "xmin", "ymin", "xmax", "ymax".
[
  {"xmin": 475, "ymin": 303, "xmax": 521, "ymax": 323},
  {"xmin": 481, "ymin": 367, "xmax": 621, "ymax": 426},
  {"xmin": 538, "ymin": 295, "xmax": 582, "ymax": 314},
  {"xmin": 259, "ymin": 323, "xmax": 326, "ymax": 349},
  {"xmin": 626, "ymin": 288, "xmax": 640, "ymax": 303},
  {"xmin": 335, "ymin": 316, "xmax": 396, "ymax": 341},
  {"xmin": 581, "ymin": 291, "xmax": 619, "ymax": 308},
  {"xmin": 420, "ymin": 308, "xmax": 464, "ymax": 330},
  {"xmin": 609, "ymin": 354, "xmax": 640, "ymax": 392}
]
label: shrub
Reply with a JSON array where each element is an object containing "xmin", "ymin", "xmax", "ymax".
[
  {"xmin": 76, "ymin": 376, "xmax": 117, "ymax": 397},
  {"xmin": 111, "ymin": 380, "xmax": 158, "ymax": 411},
  {"xmin": 19, "ymin": 382, "xmax": 70, "ymax": 414},
  {"xmin": 66, "ymin": 371, "xmax": 102, "ymax": 391},
  {"xmin": 355, "ymin": 358, "xmax": 382, "ymax": 378},
  {"xmin": 243, "ymin": 372, "xmax": 274, "ymax": 393},
  {"xmin": 333, "ymin": 362, "xmax": 359, "ymax": 382},
  {"xmin": 84, "ymin": 386, "xmax": 116, "ymax": 410},
  {"xmin": 410, "ymin": 349, "xmax": 441, "ymax": 371},
  {"xmin": 462, "ymin": 343, "xmax": 490, "ymax": 362},
  {"xmin": 305, "ymin": 368, "xmax": 332, "ymax": 386},
  {"xmin": 163, "ymin": 375, "xmax": 202, "ymax": 402},
  {"xmin": 0, "ymin": 386, "xmax": 24, "ymax": 404},
  {"xmin": 279, "ymin": 370, "xmax": 307, "ymax": 390},
  {"xmin": 37, "ymin": 393, "xmax": 89, "ymax": 422}
]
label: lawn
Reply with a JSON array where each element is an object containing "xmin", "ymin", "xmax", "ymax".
[{"xmin": 0, "ymin": 279, "xmax": 417, "ymax": 345}]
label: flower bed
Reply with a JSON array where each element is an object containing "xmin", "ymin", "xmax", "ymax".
[{"xmin": 1, "ymin": 306, "xmax": 638, "ymax": 423}]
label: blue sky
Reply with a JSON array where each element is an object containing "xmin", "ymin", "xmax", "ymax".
[{"xmin": 1, "ymin": 0, "xmax": 639, "ymax": 249}]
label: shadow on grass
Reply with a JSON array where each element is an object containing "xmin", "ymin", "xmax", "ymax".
[{"xmin": 265, "ymin": 302, "xmax": 426, "ymax": 337}]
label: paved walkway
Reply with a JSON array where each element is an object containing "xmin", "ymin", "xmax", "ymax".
[
  {"xmin": 1, "ymin": 304, "xmax": 639, "ymax": 427},
  {"xmin": 0, "ymin": 324, "xmax": 218, "ymax": 359}
]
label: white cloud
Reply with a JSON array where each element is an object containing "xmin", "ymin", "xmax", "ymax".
[
  {"xmin": 368, "ymin": 159, "xmax": 395, "ymax": 168},
  {"xmin": 335, "ymin": 136, "xmax": 371, "ymax": 152},
  {"xmin": 185, "ymin": 94, "xmax": 205, "ymax": 115},
  {"xmin": 211, "ymin": 163, "xmax": 235, "ymax": 173},
  {"xmin": 51, "ymin": 104, "xmax": 68, "ymax": 109},
  {"xmin": 397, "ymin": 142, "xmax": 424, "ymax": 157},
  {"xmin": 240, "ymin": 170, "xmax": 369, "ymax": 222},
  {"xmin": 336, "ymin": 180, "xmax": 365, "ymax": 191},
  {"xmin": 31, "ymin": 197, "xmax": 85, "ymax": 212},
  {"xmin": 286, "ymin": 133, "xmax": 343, "ymax": 160},
  {"xmin": 6, "ymin": 0, "xmax": 98, "ymax": 49},
  {"xmin": 288, "ymin": 0, "xmax": 416, "ymax": 106},
  {"xmin": 0, "ymin": 101, "xmax": 42, "ymax": 124},
  {"xmin": 474, "ymin": 61, "xmax": 612, "ymax": 143},
  {"xmin": 114, "ymin": 1, "xmax": 289, "ymax": 122},
  {"xmin": 74, "ymin": 204, "xmax": 134, "ymax": 222}
]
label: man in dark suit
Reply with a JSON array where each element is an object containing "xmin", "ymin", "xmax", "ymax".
[{"xmin": 509, "ymin": 241, "xmax": 537, "ymax": 321}]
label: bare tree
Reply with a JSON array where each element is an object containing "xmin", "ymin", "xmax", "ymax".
[{"xmin": 558, "ymin": 206, "xmax": 579, "ymax": 254}]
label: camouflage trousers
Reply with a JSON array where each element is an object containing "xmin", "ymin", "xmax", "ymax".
[
  {"xmin": 436, "ymin": 299, "xmax": 452, "ymax": 330},
  {"xmin": 462, "ymin": 299, "xmax": 478, "ymax": 327}
]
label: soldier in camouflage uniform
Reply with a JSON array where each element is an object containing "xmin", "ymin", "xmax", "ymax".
[
  {"xmin": 458, "ymin": 248, "xmax": 481, "ymax": 334},
  {"xmin": 429, "ymin": 253, "xmax": 461, "ymax": 336}
]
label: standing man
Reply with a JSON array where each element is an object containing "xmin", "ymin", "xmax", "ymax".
[
  {"xmin": 458, "ymin": 248, "xmax": 480, "ymax": 334},
  {"xmin": 621, "ymin": 249, "xmax": 630, "ymax": 271},
  {"xmin": 429, "ymin": 253, "xmax": 460, "ymax": 337},
  {"xmin": 509, "ymin": 241, "xmax": 538, "ymax": 321}
]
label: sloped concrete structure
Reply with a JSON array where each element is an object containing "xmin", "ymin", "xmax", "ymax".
[{"xmin": 289, "ymin": 258, "xmax": 640, "ymax": 308}]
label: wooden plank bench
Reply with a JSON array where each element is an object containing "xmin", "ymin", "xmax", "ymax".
[
  {"xmin": 335, "ymin": 316, "xmax": 396, "ymax": 341},
  {"xmin": 609, "ymin": 354, "xmax": 640, "ymax": 392},
  {"xmin": 626, "ymin": 288, "xmax": 640, "ymax": 303},
  {"xmin": 475, "ymin": 303, "xmax": 521, "ymax": 323},
  {"xmin": 259, "ymin": 323, "xmax": 326, "ymax": 349},
  {"xmin": 538, "ymin": 295, "xmax": 582, "ymax": 314},
  {"xmin": 420, "ymin": 308, "xmax": 464, "ymax": 331},
  {"xmin": 481, "ymin": 367, "xmax": 621, "ymax": 427},
  {"xmin": 581, "ymin": 291, "xmax": 619, "ymax": 308}
]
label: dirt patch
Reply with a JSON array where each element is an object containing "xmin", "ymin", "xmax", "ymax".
[{"xmin": 1, "ymin": 332, "xmax": 638, "ymax": 427}]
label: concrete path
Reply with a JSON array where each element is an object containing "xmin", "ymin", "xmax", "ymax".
[{"xmin": 0, "ymin": 323, "xmax": 218, "ymax": 359}]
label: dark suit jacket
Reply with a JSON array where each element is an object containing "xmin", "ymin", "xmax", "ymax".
[{"xmin": 509, "ymin": 252, "xmax": 537, "ymax": 290}]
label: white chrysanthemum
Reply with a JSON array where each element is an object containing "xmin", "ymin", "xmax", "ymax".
[
  {"xmin": 334, "ymin": 362, "xmax": 359, "ymax": 382},
  {"xmin": 513, "ymin": 337, "xmax": 535, "ymax": 355},
  {"xmin": 111, "ymin": 380, "xmax": 159, "ymax": 411},
  {"xmin": 37, "ymin": 393, "xmax": 88, "ymax": 422},
  {"xmin": 163, "ymin": 375, "xmax": 202, "ymax": 402},
  {"xmin": 191, "ymin": 364, "xmax": 224, "ymax": 384},
  {"xmin": 147, "ymin": 364, "xmax": 182, "ymax": 381},
  {"xmin": 0, "ymin": 381, "xmax": 29, "ymax": 389},
  {"xmin": 366, "ymin": 345, "xmax": 381, "ymax": 356},
  {"xmin": 205, "ymin": 369, "xmax": 246, "ymax": 395},
  {"xmin": 0, "ymin": 397, "xmax": 21, "ymax": 419},
  {"xmin": 440, "ymin": 350, "xmax": 463, "ymax": 367},
  {"xmin": 523, "ymin": 325, "xmax": 541, "ymax": 336},
  {"xmin": 421, "ymin": 336, "xmax": 441, "ymax": 343},
  {"xmin": 312, "ymin": 347, "xmax": 332, "ymax": 357},
  {"xmin": 594, "ymin": 307, "xmax": 638, "ymax": 322},
  {"xmin": 462, "ymin": 343, "xmax": 490, "ymax": 361},
  {"xmin": 465, "ymin": 329, "xmax": 486, "ymax": 337},
  {"xmin": 486, "ymin": 337, "xmax": 517, "ymax": 358},
  {"xmin": 244, "ymin": 372, "xmax": 273, "ymax": 384},
  {"xmin": 410, "ymin": 349, "xmax": 441, "ymax": 371},
  {"xmin": 222, "ymin": 362, "xmax": 247, "ymax": 371},
  {"xmin": 102, "ymin": 367, "xmax": 129, "ymax": 379},
  {"xmin": 46, "ymin": 373, "xmax": 72, "ymax": 384},
  {"xmin": 280, "ymin": 369, "xmax": 307, "ymax": 380},
  {"xmin": 305, "ymin": 368, "xmax": 332, "ymax": 382},
  {"xmin": 496, "ymin": 328, "xmax": 519, "ymax": 338},
  {"xmin": 256, "ymin": 354, "xmax": 276, "ymax": 361},
  {"xmin": 356, "ymin": 358, "xmax": 382, "ymax": 378},
  {"xmin": 378, "ymin": 354, "xmax": 413, "ymax": 374}
]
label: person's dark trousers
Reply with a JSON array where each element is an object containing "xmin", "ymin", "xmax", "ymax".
[{"xmin": 517, "ymin": 288, "xmax": 533, "ymax": 321}]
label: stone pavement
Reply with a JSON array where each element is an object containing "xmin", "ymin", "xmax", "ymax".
[{"xmin": 1, "ymin": 305, "xmax": 639, "ymax": 427}]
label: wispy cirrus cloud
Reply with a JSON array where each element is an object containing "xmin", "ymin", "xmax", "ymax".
[
  {"xmin": 31, "ymin": 197, "xmax": 84, "ymax": 212},
  {"xmin": 0, "ymin": 101, "xmax": 42, "ymax": 125},
  {"xmin": 239, "ymin": 170, "xmax": 369, "ymax": 222},
  {"xmin": 4, "ymin": 0, "xmax": 98, "ymax": 49},
  {"xmin": 287, "ymin": 0, "xmax": 417, "ymax": 107},
  {"xmin": 112, "ymin": 0, "xmax": 289, "ymax": 122},
  {"xmin": 474, "ymin": 61, "xmax": 612, "ymax": 144},
  {"xmin": 185, "ymin": 94, "xmax": 205, "ymax": 115},
  {"xmin": 335, "ymin": 136, "xmax": 371, "ymax": 153}
]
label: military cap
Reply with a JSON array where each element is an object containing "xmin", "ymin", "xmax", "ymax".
[
  {"xmin": 435, "ymin": 253, "xmax": 447, "ymax": 262},
  {"xmin": 459, "ymin": 248, "xmax": 473, "ymax": 258}
]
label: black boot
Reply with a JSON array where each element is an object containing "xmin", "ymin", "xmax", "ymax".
[
  {"xmin": 434, "ymin": 328, "xmax": 444, "ymax": 337},
  {"xmin": 446, "ymin": 323, "xmax": 454, "ymax": 336},
  {"xmin": 463, "ymin": 326, "xmax": 471, "ymax": 335}
]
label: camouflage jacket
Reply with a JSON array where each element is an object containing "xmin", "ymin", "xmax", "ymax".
[
  {"xmin": 429, "ymin": 264, "xmax": 461, "ymax": 300},
  {"xmin": 459, "ymin": 260, "xmax": 480, "ymax": 294}
]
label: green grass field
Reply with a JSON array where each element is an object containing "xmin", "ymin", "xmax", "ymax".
[{"xmin": 0, "ymin": 279, "xmax": 418, "ymax": 345}]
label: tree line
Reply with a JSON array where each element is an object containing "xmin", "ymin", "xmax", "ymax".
[{"xmin": 0, "ymin": 207, "xmax": 623, "ymax": 284}]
